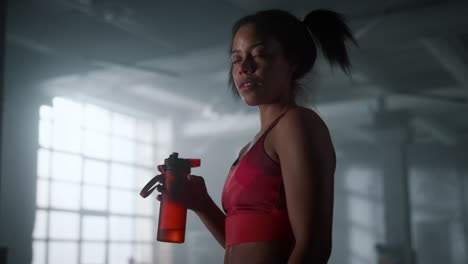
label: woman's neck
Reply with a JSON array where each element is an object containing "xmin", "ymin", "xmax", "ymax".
[{"xmin": 257, "ymin": 101, "xmax": 297, "ymax": 131}]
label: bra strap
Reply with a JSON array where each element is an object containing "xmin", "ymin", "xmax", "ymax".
[{"xmin": 263, "ymin": 105, "xmax": 298, "ymax": 135}]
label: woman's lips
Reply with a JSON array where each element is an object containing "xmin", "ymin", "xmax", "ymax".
[{"xmin": 240, "ymin": 82, "xmax": 260, "ymax": 91}]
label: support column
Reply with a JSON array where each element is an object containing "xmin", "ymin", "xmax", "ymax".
[
  {"xmin": 0, "ymin": 0, "xmax": 7, "ymax": 261},
  {"xmin": 456, "ymin": 146, "xmax": 468, "ymax": 263},
  {"xmin": 373, "ymin": 103, "xmax": 415, "ymax": 264},
  {"xmin": 330, "ymin": 153, "xmax": 352, "ymax": 264},
  {"xmin": 0, "ymin": 43, "xmax": 45, "ymax": 264},
  {"xmin": 378, "ymin": 127, "xmax": 414, "ymax": 264}
]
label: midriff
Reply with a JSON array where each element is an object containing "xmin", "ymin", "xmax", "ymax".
[
  {"xmin": 224, "ymin": 239, "xmax": 295, "ymax": 264},
  {"xmin": 225, "ymin": 213, "xmax": 295, "ymax": 247}
]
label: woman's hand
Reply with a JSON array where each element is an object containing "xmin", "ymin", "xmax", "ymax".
[{"xmin": 154, "ymin": 165, "xmax": 211, "ymax": 213}]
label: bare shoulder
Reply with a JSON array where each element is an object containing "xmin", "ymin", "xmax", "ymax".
[
  {"xmin": 277, "ymin": 106, "xmax": 331, "ymax": 138},
  {"xmin": 271, "ymin": 106, "xmax": 335, "ymax": 157}
]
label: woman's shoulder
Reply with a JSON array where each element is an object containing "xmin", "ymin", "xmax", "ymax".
[
  {"xmin": 283, "ymin": 105, "xmax": 329, "ymax": 132},
  {"xmin": 271, "ymin": 104, "xmax": 335, "ymax": 161},
  {"xmin": 271, "ymin": 105, "xmax": 333, "ymax": 147}
]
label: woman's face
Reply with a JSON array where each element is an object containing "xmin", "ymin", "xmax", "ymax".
[{"xmin": 231, "ymin": 23, "xmax": 295, "ymax": 106}]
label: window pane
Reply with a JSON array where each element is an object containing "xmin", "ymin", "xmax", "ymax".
[
  {"xmin": 113, "ymin": 113, "xmax": 135, "ymax": 138},
  {"xmin": 49, "ymin": 211, "xmax": 79, "ymax": 239},
  {"xmin": 154, "ymin": 150, "xmax": 170, "ymax": 167},
  {"xmin": 154, "ymin": 118, "xmax": 173, "ymax": 144},
  {"xmin": 110, "ymin": 216, "xmax": 133, "ymax": 241},
  {"xmin": 136, "ymin": 143, "xmax": 154, "ymax": 167},
  {"xmin": 82, "ymin": 242, "xmax": 106, "ymax": 263},
  {"xmin": 348, "ymin": 196, "xmax": 374, "ymax": 227},
  {"xmin": 39, "ymin": 105, "xmax": 53, "ymax": 121},
  {"xmin": 135, "ymin": 218, "xmax": 153, "ymax": 242},
  {"xmin": 82, "ymin": 216, "xmax": 107, "ymax": 240},
  {"xmin": 109, "ymin": 243, "xmax": 133, "ymax": 264},
  {"xmin": 110, "ymin": 163, "xmax": 135, "ymax": 188},
  {"xmin": 49, "ymin": 241, "xmax": 78, "ymax": 264},
  {"xmin": 33, "ymin": 210, "xmax": 47, "ymax": 239},
  {"xmin": 349, "ymin": 228, "xmax": 375, "ymax": 262},
  {"xmin": 110, "ymin": 189, "xmax": 134, "ymax": 214},
  {"xmin": 39, "ymin": 120, "xmax": 52, "ymax": 148},
  {"xmin": 83, "ymin": 159, "xmax": 108, "ymax": 185},
  {"xmin": 84, "ymin": 130, "xmax": 110, "ymax": 159},
  {"xmin": 136, "ymin": 190, "xmax": 155, "ymax": 216},
  {"xmin": 345, "ymin": 167, "xmax": 376, "ymax": 195},
  {"xmin": 37, "ymin": 148, "xmax": 50, "ymax": 178},
  {"xmin": 156, "ymin": 243, "xmax": 173, "ymax": 264},
  {"xmin": 136, "ymin": 120, "xmax": 153, "ymax": 143},
  {"xmin": 136, "ymin": 168, "xmax": 154, "ymax": 192},
  {"xmin": 52, "ymin": 152, "xmax": 82, "ymax": 182},
  {"xmin": 32, "ymin": 241, "xmax": 46, "ymax": 264},
  {"xmin": 112, "ymin": 137, "xmax": 135, "ymax": 163},
  {"xmin": 83, "ymin": 185, "xmax": 107, "ymax": 211},
  {"xmin": 52, "ymin": 123, "xmax": 82, "ymax": 153},
  {"xmin": 52, "ymin": 97, "xmax": 83, "ymax": 126},
  {"xmin": 50, "ymin": 181, "xmax": 80, "ymax": 209},
  {"xmin": 135, "ymin": 168, "xmax": 156, "ymax": 216},
  {"xmin": 84, "ymin": 104, "xmax": 110, "ymax": 132},
  {"xmin": 36, "ymin": 179, "xmax": 49, "ymax": 207},
  {"xmin": 134, "ymin": 243, "xmax": 153, "ymax": 263}
]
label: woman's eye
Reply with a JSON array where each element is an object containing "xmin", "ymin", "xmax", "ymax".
[{"xmin": 253, "ymin": 50, "xmax": 266, "ymax": 57}]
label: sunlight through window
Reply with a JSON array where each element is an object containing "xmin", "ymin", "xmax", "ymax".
[{"xmin": 33, "ymin": 97, "xmax": 173, "ymax": 264}]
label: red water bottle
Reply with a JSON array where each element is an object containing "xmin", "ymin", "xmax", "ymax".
[{"xmin": 140, "ymin": 152, "xmax": 201, "ymax": 243}]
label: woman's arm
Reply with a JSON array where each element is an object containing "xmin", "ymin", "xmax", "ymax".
[
  {"xmin": 193, "ymin": 144, "xmax": 249, "ymax": 249},
  {"xmin": 273, "ymin": 108, "xmax": 335, "ymax": 264},
  {"xmin": 193, "ymin": 196, "xmax": 227, "ymax": 249}
]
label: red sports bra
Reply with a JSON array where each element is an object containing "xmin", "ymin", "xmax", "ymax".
[{"xmin": 221, "ymin": 106, "xmax": 297, "ymax": 247}]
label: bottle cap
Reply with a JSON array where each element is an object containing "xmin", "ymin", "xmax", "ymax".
[
  {"xmin": 165, "ymin": 152, "xmax": 201, "ymax": 169},
  {"xmin": 140, "ymin": 152, "xmax": 200, "ymax": 198}
]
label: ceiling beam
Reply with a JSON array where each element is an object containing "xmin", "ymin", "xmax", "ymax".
[
  {"xmin": 6, "ymin": 34, "xmax": 179, "ymax": 77},
  {"xmin": 350, "ymin": 1, "xmax": 468, "ymax": 49},
  {"xmin": 49, "ymin": 0, "xmax": 173, "ymax": 48},
  {"xmin": 421, "ymin": 37, "xmax": 468, "ymax": 100},
  {"xmin": 181, "ymin": 94, "xmax": 468, "ymax": 138},
  {"xmin": 411, "ymin": 116, "xmax": 457, "ymax": 145}
]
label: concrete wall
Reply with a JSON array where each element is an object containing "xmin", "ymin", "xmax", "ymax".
[
  {"xmin": 409, "ymin": 144, "xmax": 467, "ymax": 264},
  {"xmin": 0, "ymin": 0, "xmax": 6, "ymax": 261},
  {"xmin": 0, "ymin": 43, "xmax": 48, "ymax": 264},
  {"xmin": 328, "ymin": 143, "xmax": 467, "ymax": 264}
]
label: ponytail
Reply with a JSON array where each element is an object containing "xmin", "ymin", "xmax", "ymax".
[{"xmin": 303, "ymin": 9, "xmax": 358, "ymax": 75}]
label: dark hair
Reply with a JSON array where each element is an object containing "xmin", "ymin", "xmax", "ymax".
[{"xmin": 228, "ymin": 9, "xmax": 358, "ymax": 101}]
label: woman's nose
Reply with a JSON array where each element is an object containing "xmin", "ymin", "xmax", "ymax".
[{"xmin": 239, "ymin": 58, "xmax": 256, "ymax": 74}]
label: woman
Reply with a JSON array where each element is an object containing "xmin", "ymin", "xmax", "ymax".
[{"xmin": 154, "ymin": 9, "xmax": 357, "ymax": 264}]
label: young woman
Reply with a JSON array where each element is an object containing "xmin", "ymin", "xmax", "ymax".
[{"xmin": 154, "ymin": 9, "xmax": 357, "ymax": 264}]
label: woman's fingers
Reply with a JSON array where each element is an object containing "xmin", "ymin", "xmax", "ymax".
[
  {"xmin": 157, "ymin": 165, "xmax": 166, "ymax": 173},
  {"xmin": 189, "ymin": 174, "xmax": 199, "ymax": 181},
  {"xmin": 156, "ymin": 184, "xmax": 165, "ymax": 192}
]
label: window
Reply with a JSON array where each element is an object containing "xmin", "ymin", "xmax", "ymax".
[
  {"xmin": 33, "ymin": 97, "xmax": 173, "ymax": 264},
  {"xmin": 343, "ymin": 166, "xmax": 384, "ymax": 264}
]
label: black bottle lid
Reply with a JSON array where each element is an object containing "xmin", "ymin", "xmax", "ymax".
[{"xmin": 166, "ymin": 152, "xmax": 200, "ymax": 169}]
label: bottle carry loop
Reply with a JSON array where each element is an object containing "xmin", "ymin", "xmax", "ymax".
[
  {"xmin": 140, "ymin": 165, "xmax": 167, "ymax": 198},
  {"xmin": 139, "ymin": 152, "xmax": 200, "ymax": 243}
]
